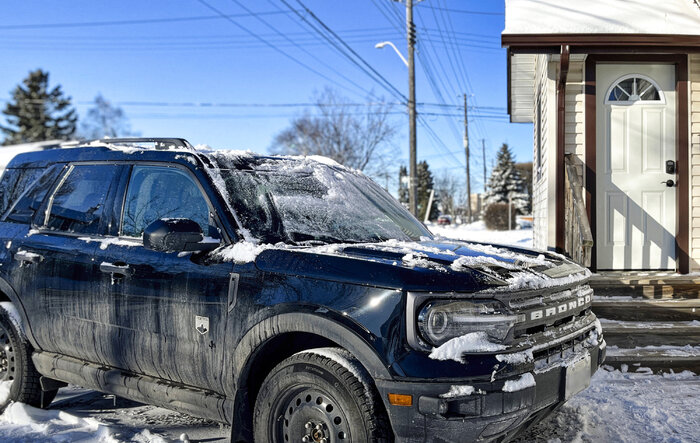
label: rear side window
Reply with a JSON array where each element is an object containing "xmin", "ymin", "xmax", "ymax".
[
  {"xmin": 45, "ymin": 164, "xmax": 120, "ymax": 235},
  {"xmin": 3, "ymin": 165, "xmax": 64, "ymax": 224},
  {"xmin": 121, "ymin": 165, "xmax": 212, "ymax": 238}
]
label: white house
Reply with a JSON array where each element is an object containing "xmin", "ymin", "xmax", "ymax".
[{"xmin": 502, "ymin": 0, "xmax": 700, "ymax": 274}]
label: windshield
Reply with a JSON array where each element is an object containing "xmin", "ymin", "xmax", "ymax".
[{"xmin": 209, "ymin": 153, "xmax": 432, "ymax": 245}]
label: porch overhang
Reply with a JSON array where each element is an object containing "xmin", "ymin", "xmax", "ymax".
[{"xmin": 503, "ymin": 34, "xmax": 700, "ymax": 123}]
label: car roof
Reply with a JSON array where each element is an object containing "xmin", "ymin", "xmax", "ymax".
[{"xmin": 5, "ymin": 143, "xmax": 229, "ymax": 170}]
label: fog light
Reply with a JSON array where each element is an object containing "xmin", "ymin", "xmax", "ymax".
[{"xmin": 388, "ymin": 393, "xmax": 413, "ymax": 406}]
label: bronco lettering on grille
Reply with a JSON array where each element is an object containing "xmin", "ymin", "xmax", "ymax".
[{"xmin": 528, "ymin": 293, "xmax": 591, "ymax": 321}]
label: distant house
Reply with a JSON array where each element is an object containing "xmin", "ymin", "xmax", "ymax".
[{"xmin": 502, "ymin": 0, "xmax": 700, "ymax": 274}]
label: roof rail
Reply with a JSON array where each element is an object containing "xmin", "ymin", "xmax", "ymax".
[{"xmin": 89, "ymin": 137, "xmax": 195, "ymax": 150}]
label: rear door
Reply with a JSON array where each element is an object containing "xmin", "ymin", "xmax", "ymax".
[
  {"xmin": 5, "ymin": 163, "xmax": 125, "ymax": 359},
  {"xmin": 97, "ymin": 164, "xmax": 233, "ymax": 392}
]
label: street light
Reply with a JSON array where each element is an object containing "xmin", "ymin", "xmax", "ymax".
[
  {"xmin": 375, "ymin": 8, "xmax": 418, "ymax": 217},
  {"xmin": 375, "ymin": 41, "xmax": 408, "ymax": 67}
]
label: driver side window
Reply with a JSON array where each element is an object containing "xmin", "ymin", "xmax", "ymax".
[{"xmin": 121, "ymin": 165, "xmax": 213, "ymax": 239}]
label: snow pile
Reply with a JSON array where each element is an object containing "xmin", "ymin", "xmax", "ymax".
[
  {"xmin": 0, "ymin": 381, "xmax": 12, "ymax": 405},
  {"xmin": 429, "ymin": 332, "xmax": 508, "ymax": 362},
  {"xmin": 502, "ymin": 373, "xmax": 536, "ymax": 392},
  {"xmin": 430, "ymin": 220, "xmax": 533, "ymax": 249},
  {"xmin": 0, "ymin": 402, "xmax": 118, "ymax": 442},
  {"xmin": 501, "ymin": 269, "xmax": 590, "ymax": 291},
  {"xmin": 440, "ymin": 385, "xmax": 481, "ymax": 399}
]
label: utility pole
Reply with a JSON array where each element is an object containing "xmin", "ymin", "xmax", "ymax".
[
  {"xmin": 406, "ymin": 0, "xmax": 418, "ymax": 217},
  {"xmin": 482, "ymin": 138, "xmax": 487, "ymax": 192},
  {"xmin": 463, "ymin": 94, "xmax": 472, "ymax": 223}
]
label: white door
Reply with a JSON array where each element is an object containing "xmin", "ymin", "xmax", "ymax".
[{"xmin": 596, "ymin": 64, "xmax": 676, "ymax": 270}]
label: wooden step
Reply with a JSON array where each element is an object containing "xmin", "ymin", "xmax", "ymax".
[
  {"xmin": 600, "ymin": 320, "xmax": 700, "ymax": 347},
  {"xmin": 593, "ymin": 297, "xmax": 700, "ymax": 322},
  {"xmin": 589, "ymin": 273, "xmax": 700, "ymax": 299},
  {"xmin": 604, "ymin": 345, "xmax": 700, "ymax": 373}
]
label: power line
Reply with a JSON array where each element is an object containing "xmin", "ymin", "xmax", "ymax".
[
  {"xmin": 0, "ymin": 10, "xmax": 298, "ymax": 30},
  {"xmin": 193, "ymin": 0, "xmax": 372, "ymax": 99},
  {"xmin": 414, "ymin": 5, "xmax": 503, "ymax": 16},
  {"xmin": 279, "ymin": 0, "xmax": 406, "ymax": 102}
]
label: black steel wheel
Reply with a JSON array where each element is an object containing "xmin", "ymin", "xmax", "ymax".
[
  {"xmin": 253, "ymin": 347, "xmax": 391, "ymax": 443},
  {"xmin": 0, "ymin": 304, "xmax": 56, "ymax": 410}
]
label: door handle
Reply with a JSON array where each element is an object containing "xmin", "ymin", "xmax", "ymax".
[
  {"xmin": 14, "ymin": 250, "xmax": 44, "ymax": 264},
  {"xmin": 100, "ymin": 262, "xmax": 131, "ymax": 277},
  {"xmin": 661, "ymin": 179, "xmax": 676, "ymax": 187}
]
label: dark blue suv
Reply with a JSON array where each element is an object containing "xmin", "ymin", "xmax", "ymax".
[{"xmin": 0, "ymin": 138, "xmax": 604, "ymax": 442}]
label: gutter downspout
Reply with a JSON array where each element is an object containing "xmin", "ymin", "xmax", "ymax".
[{"xmin": 555, "ymin": 45, "xmax": 570, "ymax": 253}]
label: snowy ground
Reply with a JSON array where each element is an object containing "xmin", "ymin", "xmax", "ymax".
[
  {"xmin": 428, "ymin": 219, "xmax": 534, "ymax": 249},
  {"xmin": 1, "ymin": 222, "xmax": 698, "ymax": 442}
]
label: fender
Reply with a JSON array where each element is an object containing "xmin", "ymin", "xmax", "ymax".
[
  {"xmin": 228, "ymin": 311, "xmax": 394, "ymax": 442},
  {"xmin": 230, "ymin": 311, "xmax": 392, "ymax": 389},
  {"xmin": 0, "ymin": 276, "xmax": 40, "ymax": 349}
]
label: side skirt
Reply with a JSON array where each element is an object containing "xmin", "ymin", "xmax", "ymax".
[{"xmin": 32, "ymin": 351, "xmax": 234, "ymax": 424}]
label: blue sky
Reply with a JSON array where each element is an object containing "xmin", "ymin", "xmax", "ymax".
[{"xmin": 0, "ymin": 0, "xmax": 532, "ymax": 193}]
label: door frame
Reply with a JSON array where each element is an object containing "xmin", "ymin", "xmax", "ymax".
[{"xmin": 584, "ymin": 54, "xmax": 689, "ymax": 273}]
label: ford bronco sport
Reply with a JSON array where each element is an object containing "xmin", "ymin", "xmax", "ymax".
[{"xmin": 0, "ymin": 138, "xmax": 604, "ymax": 442}]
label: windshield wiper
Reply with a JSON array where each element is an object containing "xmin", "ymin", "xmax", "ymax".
[{"xmin": 287, "ymin": 231, "xmax": 359, "ymax": 246}]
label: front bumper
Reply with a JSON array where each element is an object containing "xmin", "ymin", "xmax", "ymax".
[{"xmin": 376, "ymin": 339, "xmax": 606, "ymax": 442}]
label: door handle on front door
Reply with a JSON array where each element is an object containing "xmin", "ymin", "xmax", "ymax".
[
  {"xmin": 14, "ymin": 250, "xmax": 44, "ymax": 264},
  {"xmin": 99, "ymin": 262, "xmax": 132, "ymax": 277},
  {"xmin": 661, "ymin": 180, "xmax": 676, "ymax": 187}
]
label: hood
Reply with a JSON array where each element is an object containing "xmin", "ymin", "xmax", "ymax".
[{"xmin": 253, "ymin": 238, "xmax": 589, "ymax": 293}]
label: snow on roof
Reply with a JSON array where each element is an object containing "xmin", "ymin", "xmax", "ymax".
[{"xmin": 503, "ymin": 0, "xmax": 700, "ymax": 35}]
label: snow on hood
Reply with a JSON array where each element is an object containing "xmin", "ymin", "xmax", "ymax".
[{"xmin": 211, "ymin": 237, "xmax": 587, "ymax": 293}]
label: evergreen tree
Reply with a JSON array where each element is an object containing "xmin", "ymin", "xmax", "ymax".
[
  {"xmin": 484, "ymin": 144, "xmax": 530, "ymax": 214},
  {"xmin": 416, "ymin": 160, "xmax": 438, "ymax": 220},
  {"xmin": 80, "ymin": 94, "xmax": 135, "ymax": 139},
  {"xmin": 1, "ymin": 69, "xmax": 77, "ymax": 145}
]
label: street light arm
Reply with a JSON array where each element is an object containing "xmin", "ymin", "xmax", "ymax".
[{"xmin": 375, "ymin": 41, "xmax": 408, "ymax": 67}]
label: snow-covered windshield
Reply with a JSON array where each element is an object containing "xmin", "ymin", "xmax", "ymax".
[{"xmin": 209, "ymin": 153, "xmax": 432, "ymax": 244}]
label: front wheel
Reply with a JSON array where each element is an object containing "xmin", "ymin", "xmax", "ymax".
[{"xmin": 253, "ymin": 347, "xmax": 391, "ymax": 443}]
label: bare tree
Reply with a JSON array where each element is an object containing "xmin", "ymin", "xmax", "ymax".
[
  {"xmin": 271, "ymin": 88, "xmax": 398, "ymax": 175},
  {"xmin": 80, "ymin": 94, "xmax": 136, "ymax": 140},
  {"xmin": 434, "ymin": 172, "xmax": 461, "ymax": 216}
]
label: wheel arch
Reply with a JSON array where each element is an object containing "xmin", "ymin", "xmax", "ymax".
[{"xmin": 229, "ymin": 312, "xmax": 393, "ymax": 442}]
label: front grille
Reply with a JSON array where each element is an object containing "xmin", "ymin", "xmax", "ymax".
[{"xmin": 508, "ymin": 284, "xmax": 594, "ymax": 339}]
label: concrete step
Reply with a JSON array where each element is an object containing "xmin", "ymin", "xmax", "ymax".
[
  {"xmin": 589, "ymin": 273, "xmax": 700, "ymax": 299},
  {"xmin": 600, "ymin": 319, "xmax": 700, "ymax": 347},
  {"xmin": 592, "ymin": 297, "xmax": 700, "ymax": 322},
  {"xmin": 604, "ymin": 345, "xmax": 700, "ymax": 373}
]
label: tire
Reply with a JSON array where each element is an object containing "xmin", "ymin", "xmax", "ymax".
[
  {"xmin": 253, "ymin": 347, "xmax": 391, "ymax": 443},
  {"xmin": 0, "ymin": 304, "xmax": 56, "ymax": 411}
]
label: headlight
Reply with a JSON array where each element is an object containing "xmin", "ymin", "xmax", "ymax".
[{"xmin": 417, "ymin": 300, "xmax": 518, "ymax": 347}]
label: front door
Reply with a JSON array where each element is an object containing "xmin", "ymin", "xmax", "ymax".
[{"xmin": 596, "ymin": 64, "xmax": 677, "ymax": 270}]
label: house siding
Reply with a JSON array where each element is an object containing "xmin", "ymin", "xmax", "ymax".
[
  {"xmin": 532, "ymin": 54, "xmax": 552, "ymax": 250},
  {"xmin": 689, "ymin": 54, "xmax": 700, "ymax": 271}
]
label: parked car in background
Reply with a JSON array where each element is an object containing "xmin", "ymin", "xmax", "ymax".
[
  {"xmin": 437, "ymin": 214, "xmax": 452, "ymax": 225},
  {"xmin": 0, "ymin": 138, "xmax": 604, "ymax": 442}
]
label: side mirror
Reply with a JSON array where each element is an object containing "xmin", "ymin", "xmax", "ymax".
[{"xmin": 143, "ymin": 219, "xmax": 220, "ymax": 253}]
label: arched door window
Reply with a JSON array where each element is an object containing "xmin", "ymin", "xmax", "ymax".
[{"xmin": 605, "ymin": 74, "xmax": 664, "ymax": 104}]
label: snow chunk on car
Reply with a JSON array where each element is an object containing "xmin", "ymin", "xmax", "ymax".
[
  {"xmin": 502, "ymin": 373, "xmax": 536, "ymax": 392},
  {"xmin": 429, "ymin": 331, "xmax": 507, "ymax": 362}
]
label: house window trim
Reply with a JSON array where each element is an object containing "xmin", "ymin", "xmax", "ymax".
[{"xmin": 604, "ymin": 73, "xmax": 666, "ymax": 105}]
